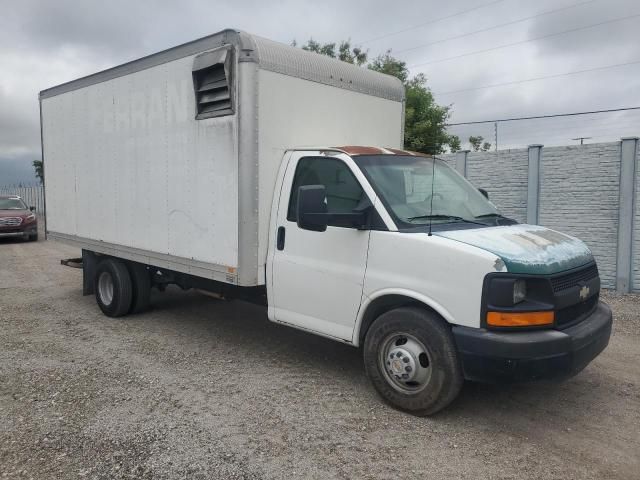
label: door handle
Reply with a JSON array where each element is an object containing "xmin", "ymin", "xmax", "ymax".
[{"xmin": 277, "ymin": 226, "xmax": 286, "ymax": 250}]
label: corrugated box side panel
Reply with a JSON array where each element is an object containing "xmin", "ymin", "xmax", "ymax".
[{"xmin": 42, "ymin": 55, "xmax": 240, "ymax": 270}]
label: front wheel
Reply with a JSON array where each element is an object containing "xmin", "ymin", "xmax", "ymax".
[{"xmin": 363, "ymin": 307, "xmax": 463, "ymax": 416}]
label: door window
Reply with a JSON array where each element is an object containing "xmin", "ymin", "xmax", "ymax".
[{"xmin": 287, "ymin": 157, "xmax": 365, "ymax": 226}]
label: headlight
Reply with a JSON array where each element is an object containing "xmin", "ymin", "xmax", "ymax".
[
  {"xmin": 484, "ymin": 275, "xmax": 555, "ymax": 328},
  {"xmin": 25, "ymin": 213, "xmax": 36, "ymax": 222},
  {"xmin": 513, "ymin": 279, "xmax": 526, "ymax": 304}
]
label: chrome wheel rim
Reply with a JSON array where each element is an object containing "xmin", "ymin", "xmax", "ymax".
[
  {"xmin": 98, "ymin": 271, "xmax": 114, "ymax": 306},
  {"xmin": 379, "ymin": 332, "xmax": 432, "ymax": 394}
]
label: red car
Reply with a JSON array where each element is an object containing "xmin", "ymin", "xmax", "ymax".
[{"xmin": 0, "ymin": 195, "xmax": 38, "ymax": 241}]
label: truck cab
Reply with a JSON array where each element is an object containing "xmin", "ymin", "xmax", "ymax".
[{"xmin": 267, "ymin": 146, "xmax": 612, "ymax": 415}]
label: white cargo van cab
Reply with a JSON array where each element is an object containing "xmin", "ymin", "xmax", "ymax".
[{"xmin": 41, "ymin": 29, "xmax": 612, "ymax": 415}]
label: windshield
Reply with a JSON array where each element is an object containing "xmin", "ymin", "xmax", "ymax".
[
  {"xmin": 0, "ymin": 198, "xmax": 27, "ymax": 210},
  {"xmin": 354, "ymin": 155, "xmax": 499, "ymax": 227}
]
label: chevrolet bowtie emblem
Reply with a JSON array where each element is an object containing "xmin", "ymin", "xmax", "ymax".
[{"xmin": 579, "ymin": 285, "xmax": 590, "ymax": 301}]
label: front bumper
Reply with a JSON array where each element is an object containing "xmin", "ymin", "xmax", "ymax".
[
  {"xmin": 0, "ymin": 225, "xmax": 37, "ymax": 239},
  {"xmin": 452, "ymin": 301, "xmax": 612, "ymax": 383}
]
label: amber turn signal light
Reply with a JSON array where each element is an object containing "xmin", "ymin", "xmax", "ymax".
[{"xmin": 486, "ymin": 310, "xmax": 554, "ymax": 327}]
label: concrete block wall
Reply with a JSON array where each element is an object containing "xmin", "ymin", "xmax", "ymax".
[
  {"xmin": 633, "ymin": 142, "xmax": 640, "ymax": 291},
  {"xmin": 440, "ymin": 148, "xmax": 529, "ymax": 223},
  {"xmin": 467, "ymin": 149, "xmax": 529, "ymax": 223},
  {"xmin": 439, "ymin": 139, "xmax": 639, "ymax": 292},
  {"xmin": 538, "ymin": 144, "xmax": 621, "ymax": 288}
]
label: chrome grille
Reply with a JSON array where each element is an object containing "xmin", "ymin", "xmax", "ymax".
[
  {"xmin": 0, "ymin": 217, "xmax": 22, "ymax": 227},
  {"xmin": 550, "ymin": 264, "xmax": 599, "ymax": 293}
]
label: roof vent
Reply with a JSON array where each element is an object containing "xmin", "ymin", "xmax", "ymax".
[{"xmin": 192, "ymin": 46, "xmax": 233, "ymax": 119}]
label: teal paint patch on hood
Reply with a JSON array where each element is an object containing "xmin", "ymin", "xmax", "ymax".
[{"xmin": 435, "ymin": 224, "xmax": 594, "ymax": 275}]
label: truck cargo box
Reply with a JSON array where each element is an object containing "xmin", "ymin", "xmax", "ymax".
[{"xmin": 40, "ymin": 29, "xmax": 405, "ymax": 286}]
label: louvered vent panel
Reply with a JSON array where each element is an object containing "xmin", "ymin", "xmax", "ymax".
[{"xmin": 192, "ymin": 47, "xmax": 233, "ymax": 119}]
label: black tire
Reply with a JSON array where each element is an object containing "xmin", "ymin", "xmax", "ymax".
[
  {"xmin": 28, "ymin": 232, "xmax": 38, "ymax": 242},
  {"xmin": 363, "ymin": 307, "xmax": 463, "ymax": 416},
  {"xmin": 94, "ymin": 259, "xmax": 133, "ymax": 317},
  {"xmin": 127, "ymin": 262, "xmax": 151, "ymax": 314}
]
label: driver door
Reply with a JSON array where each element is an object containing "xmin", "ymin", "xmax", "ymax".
[{"xmin": 268, "ymin": 153, "xmax": 372, "ymax": 341}]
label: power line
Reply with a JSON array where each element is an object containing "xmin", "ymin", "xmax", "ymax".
[
  {"xmin": 396, "ymin": 0, "xmax": 596, "ymax": 55},
  {"xmin": 360, "ymin": 0, "xmax": 506, "ymax": 44},
  {"xmin": 408, "ymin": 13, "xmax": 640, "ymax": 68},
  {"xmin": 434, "ymin": 59, "xmax": 640, "ymax": 95},
  {"xmin": 446, "ymin": 106, "xmax": 640, "ymax": 126}
]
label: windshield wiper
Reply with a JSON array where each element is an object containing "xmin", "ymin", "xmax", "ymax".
[
  {"xmin": 474, "ymin": 213, "xmax": 518, "ymax": 225},
  {"xmin": 407, "ymin": 214, "xmax": 485, "ymax": 226}
]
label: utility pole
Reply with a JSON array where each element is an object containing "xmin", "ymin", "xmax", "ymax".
[
  {"xmin": 571, "ymin": 136, "xmax": 592, "ymax": 145},
  {"xmin": 494, "ymin": 122, "xmax": 498, "ymax": 151}
]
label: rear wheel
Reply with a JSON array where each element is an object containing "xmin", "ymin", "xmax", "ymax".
[
  {"xmin": 94, "ymin": 259, "xmax": 133, "ymax": 317},
  {"xmin": 363, "ymin": 306, "xmax": 463, "ymax": 416}
]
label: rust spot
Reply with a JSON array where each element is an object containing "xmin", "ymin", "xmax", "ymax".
[
  {"xmin": 534, "ymin": 229, "xmax": 571, "ymax": 245},
  {"xmin": 384, "ymin": 147, "xmax": 431, "ymax": 158},
  {"xmin": 334, "ymin": 145, "xmax": 386, "ymax": 155},
  {"xmin": 494, "ymin": 258, "xmax": 506, "ymax": 271},
  {"xmin": 333, "ymin": 145, "xmax": 432, "ymax": 157}
]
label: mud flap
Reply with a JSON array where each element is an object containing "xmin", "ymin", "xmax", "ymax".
[{"xmin": 82, "ymin": 249, "xmax": 97, "ymax": 296}]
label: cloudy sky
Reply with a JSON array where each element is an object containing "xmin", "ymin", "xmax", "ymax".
[{"xmin": 1, "ymin": 0, "xmax": 638, "ymax": 184}]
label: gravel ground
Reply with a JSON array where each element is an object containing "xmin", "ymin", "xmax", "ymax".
[{"xmin": 1, "ymin": 238, "xmax": 639, "ymax": 480}]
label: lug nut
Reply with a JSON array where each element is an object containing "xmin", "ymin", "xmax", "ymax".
[
  {"xmin": 402, "ymin": 357, "xmax": 410, "ymax": 363},
  {"xmin": 405, "ymin": 366, "xmax": 412, "ymax": 372}
]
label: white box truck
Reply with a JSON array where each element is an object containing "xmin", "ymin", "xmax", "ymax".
[{"xmin": 41, "ymin": 29, "xmax": 612, "ymax": 415}]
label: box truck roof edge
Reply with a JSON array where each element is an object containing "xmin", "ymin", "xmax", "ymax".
[{"xmin": 38, "ymin": 29, "xmax": 405, "ymax": 101}]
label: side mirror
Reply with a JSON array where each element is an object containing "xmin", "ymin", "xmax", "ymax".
[
  {"xmin": 478, "ymin": 188, "xmax": 489, "ymax": 199},
  {"xmin": 297, "ymin": 185, "xmax": 328, "ymax": 232},
  {"xmin": 29, "ymin": 206, "xmax": 36, "ymax": 211}
]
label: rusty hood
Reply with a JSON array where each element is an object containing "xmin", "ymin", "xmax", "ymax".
[{"xmin": 435, "ymin": 224, "xmax": 594, "ymax": 275}]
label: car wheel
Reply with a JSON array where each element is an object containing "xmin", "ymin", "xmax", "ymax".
[
  {"xmin": 94, "ymin": 259, "xmax": 133, "ymax": 317},
  {"xmin": 363, "ymin": 306, "xmax": 463, "ymax": 416},
  {"xmin": 127, "ymin": 262, "xmax": 151, "ymax": 314},
  {"xmin": 28, "ymin": 232, "xmax": 38, "ymax": 242}
]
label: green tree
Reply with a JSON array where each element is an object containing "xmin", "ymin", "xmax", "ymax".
[
  {"xmin": 300, "ymin": 39, "xmax": 367, "ymax": 66},
  {"xmin": 469, "ymin": 136, "xmax": 491, "ymax": 152},
  {"xmin": 402, "ymin": 74, "xmax": 457, "ymax": 154},
  {"xmin": 33, "ymin": 159, "xmax": 44, "ymax": 185},
  {"xmin": 294, "ymin": 41, "xmax": 458, "ymax": 154},
  {"xmin": 368, "ymin": 51, "xmax": 408, "ymax": 83},
  {"xmin": 448, "ymin": 135, "xmax": 461, "ymax": 153}
]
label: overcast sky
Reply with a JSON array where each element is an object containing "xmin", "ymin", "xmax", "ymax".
[{"xmin": 1, "ymin": 0, "xmax": 639, "ymax": 184}]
